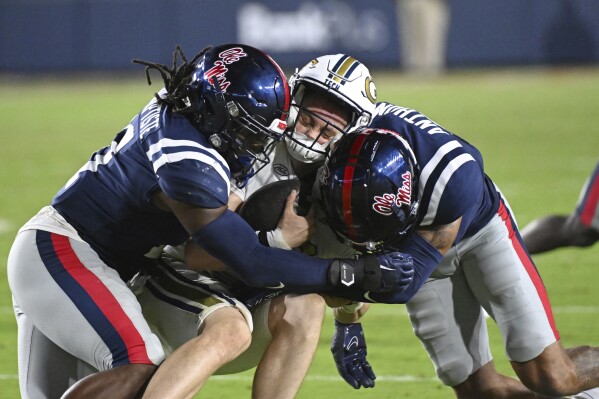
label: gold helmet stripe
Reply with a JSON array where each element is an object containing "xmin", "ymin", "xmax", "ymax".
[{"xmin": 331, "ymin": 56, "xmax": 358, "ymax": 83}]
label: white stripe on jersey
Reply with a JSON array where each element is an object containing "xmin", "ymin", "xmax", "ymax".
[
  {"xmin": 64, "ymin": 142, "xmax": 117, "ymax": 189},
  {"xmin": 147, "ymin": 139, "xmax": 230, "ymax": 193},
  {"xmin": 421, "ymin": 153, "xmax": 476, "ymax": 226},
  {"xmin": 146, "ymin": 138, "xmax": 223, "ymax": 161},
  {"xmin": 152, "ymin": 151, "xmax": 231, "ymax": 194},
  {"xmin": 418, "ymin": 141, "xmax": 461, "ymax": 198}
]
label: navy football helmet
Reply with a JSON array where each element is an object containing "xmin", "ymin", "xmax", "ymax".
[
  {"xmin": 320, "ymin": 127, "xmax": 420, "ymax": 252},
  {"xmin": 187, "ymin": 44, "xmax": 290, "ymax": 186}
]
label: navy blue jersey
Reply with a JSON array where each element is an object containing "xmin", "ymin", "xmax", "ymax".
[
  {"xmin": 371, "ymin": 102, "xmax": 500, "ymax": 242},
  {"xmin": 52, "ymin": 92, "xmax": 231, "ymax": 280}
]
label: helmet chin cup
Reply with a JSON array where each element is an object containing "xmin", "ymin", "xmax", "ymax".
[{"xmin": 285, "ymin": 131, "xmax": 328, "ymax": 164}]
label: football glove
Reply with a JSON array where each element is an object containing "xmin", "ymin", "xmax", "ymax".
[
  {"xmin": 331, "ymin": 320, "xmax": 376, "ymax": 389},
  {"xmin": 328, "ymin": 252, "xmax": 415, "ymax": 292},
  {"xmin": 377, "ymin": 251, "xmax": 415, "ymax": 292}
]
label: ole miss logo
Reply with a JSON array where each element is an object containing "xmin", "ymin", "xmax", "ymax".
[
  {"xmin": 204, "ymin": 47, "xmax": 247, "ymax": 92},
  {"xmin": 372, "ymin": 172, "xmax": 412, "ymax": 215}
]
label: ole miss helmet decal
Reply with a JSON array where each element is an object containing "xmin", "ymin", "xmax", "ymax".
[
  {"xmin": 204, "ymin": 47, "xmax": 248, "ymax": 92},
  {"xmin": 372, "ymin": 171, "xmax": 412, "ymax": 216}
]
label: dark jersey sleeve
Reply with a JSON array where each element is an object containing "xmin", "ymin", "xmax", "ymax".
[
  {"xmin": 142, "ymin": 112, "xmax": 231, "ymax": 208},
  {"xmin": 425, "ymin": 156, "xmax": 484, "ymax": 228}
]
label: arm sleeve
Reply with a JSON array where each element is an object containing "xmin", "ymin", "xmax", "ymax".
[{"xmin": 191, "ymin": 210, "xmax": 332, "ymax": 291}]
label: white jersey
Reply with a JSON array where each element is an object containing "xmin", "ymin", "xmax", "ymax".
[{"xmin": 231, "ymin": 141, "xmax": 296, "ymax": 201}]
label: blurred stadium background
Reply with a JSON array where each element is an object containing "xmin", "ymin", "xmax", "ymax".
[
  {"xmin": 2, "ymin": 0, "xmax": 599, "ymax": 72},
  {"xmin": 1, "ymin": 0, "xmax": 599, "ymax": 398}
]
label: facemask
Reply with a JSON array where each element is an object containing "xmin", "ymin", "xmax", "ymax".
[{"xmin": 285, "ymin": 131, "xmax": 329, "ymax": 164}]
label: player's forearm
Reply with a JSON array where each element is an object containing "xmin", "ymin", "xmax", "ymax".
[
  {"xmin": 184, "ymin": 239, "xmax": 228, "ymax": 271},
  {"xmin": 185, "ymin": 228, "xmax": 294, "ymax": 273},
  {"xmin": 191, "ymin": 210, "xmax": 331, "ymax": 290},
  {"xmin": 192, "ymin": 210, "xmax": 412, "ymax": 295}
]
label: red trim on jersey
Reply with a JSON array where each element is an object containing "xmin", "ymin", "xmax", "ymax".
[
  {"xmin": 498, "ymin": 202, "xmax": 560, "ymax": 340},
  {"xmin": 342, "ymin": 132, "xmax": 369, "ymax": 240},
  {"xmin": 50, "ymin": 234, "xmax": 153, "ymax": 364},
  {"xmin": 580, "ymin": 176, "xmax": 599, "ymax": 226}
]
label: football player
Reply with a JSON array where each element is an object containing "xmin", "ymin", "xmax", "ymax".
[
  {"xmin": 296, "ymin": 55, "xmax": 599, "ymax": 397},
  {"xmin": 521, "ymin": 160, "xmax": 599, "ymax": 254},
  {"xmin": 130, "ymin": 54, "xmax": 380, "ymax": 398},
  {"xmin": 7, "ymin": 44, "xmax": 413, "ymax": 399}
]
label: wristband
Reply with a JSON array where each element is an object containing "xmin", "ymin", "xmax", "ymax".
[
  {"xmin": 256, "ymin": 228, "xmax": 292, "ymax": 250},
  {"xmin": 328, "ymin": 256, "xmax": 380, "ymax": 291},
  {"xmin": 266, "ymin": 228, "xmax": 292, "ymax": 250}
]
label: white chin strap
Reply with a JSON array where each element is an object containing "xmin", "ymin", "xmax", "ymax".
[{"xmin": 285, "ymin": 131, "xmax": 328, "ymax": 164}]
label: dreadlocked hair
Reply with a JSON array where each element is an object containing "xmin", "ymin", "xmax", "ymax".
[{"xmin": 132, "ymin": 45, "xmax": 211, "ymax": 113}]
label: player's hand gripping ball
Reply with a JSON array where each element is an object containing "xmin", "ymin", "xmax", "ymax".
[{"xmin": 238, "ymin": 179, "xmax": 300, "ymax": 230}]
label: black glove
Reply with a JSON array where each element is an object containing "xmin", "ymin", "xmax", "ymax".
[
  {"xmin": 328, "ymin": 252, "xmax": 415, "ymax": 293},
  {"xmin": 331, "ymin": 320, "xmax": 376, "ymax": 389}
]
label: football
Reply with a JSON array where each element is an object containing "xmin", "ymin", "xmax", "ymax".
[{"xmin": 238, "ymin": 179, "xmax": 300, "ymax": 231}]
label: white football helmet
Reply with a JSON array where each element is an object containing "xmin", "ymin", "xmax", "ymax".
[{"xmin": 285, "ymin": 54, "xmax": 377, "ymax": 164}]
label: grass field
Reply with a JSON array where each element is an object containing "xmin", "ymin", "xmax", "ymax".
[{"xmin": 1, "ymin": 66, "xmax": 598, "ymax": 398}]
